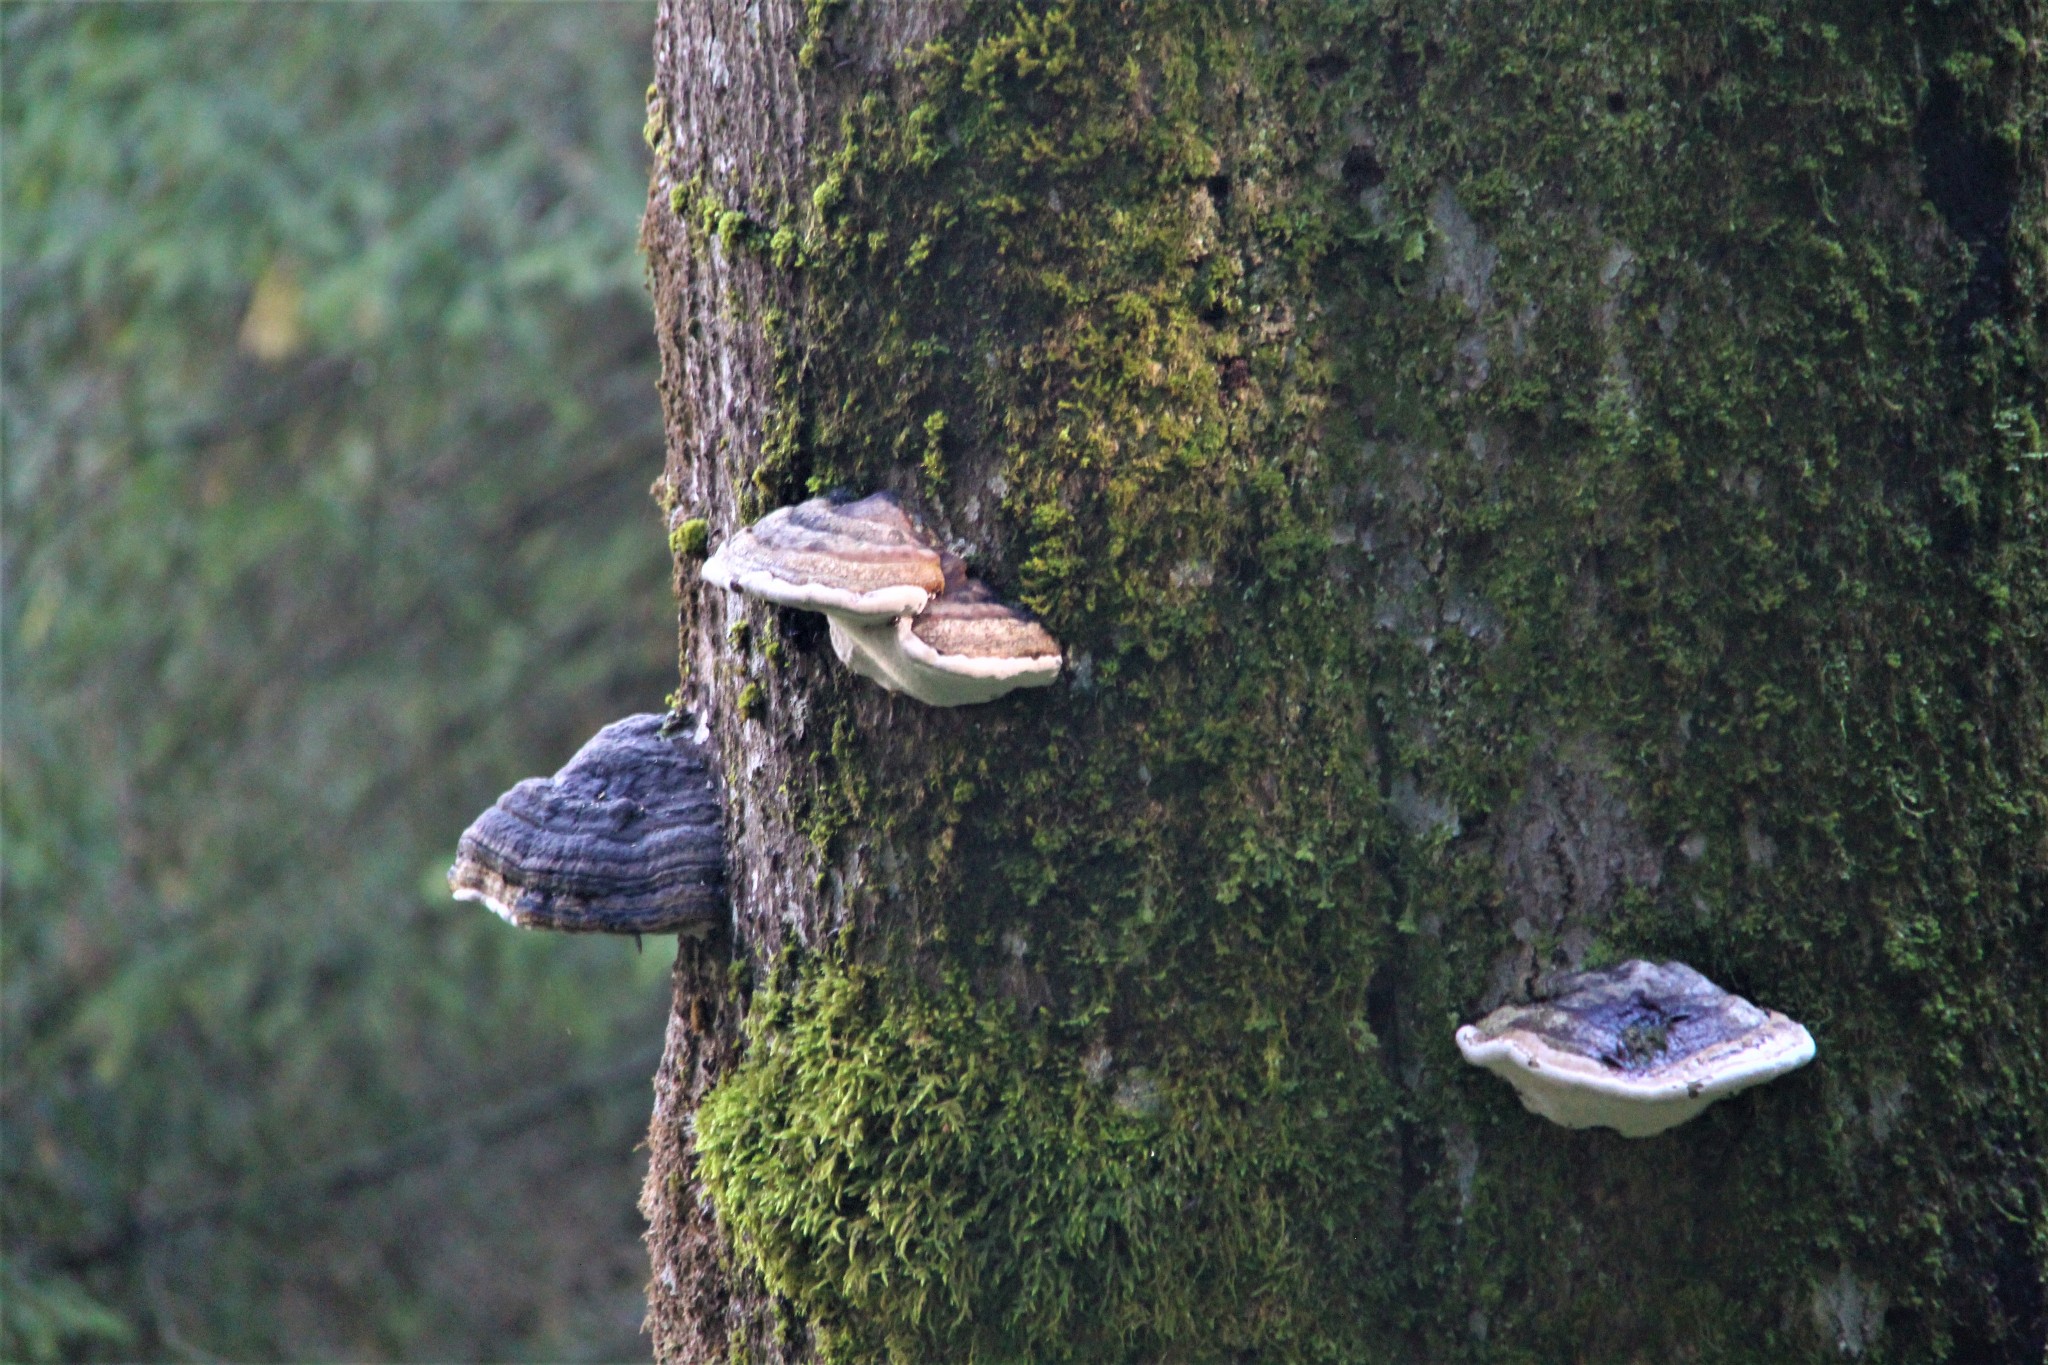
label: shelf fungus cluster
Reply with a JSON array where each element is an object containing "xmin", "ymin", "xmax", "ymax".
[
  {"xmin": 1455, "ymin": 960, "xmax": 1815, "ymax": 1138},
  {"xmin": 449, "ymin": 713, "xmax": 725, "ymax": 935},
  {"xmin": 701, "ymin": 492, "xmax": 1062, "ymax": 707}
]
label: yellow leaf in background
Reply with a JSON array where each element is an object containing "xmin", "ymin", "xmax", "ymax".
[{"xmin": 239, "ymin": 258, "xmax": 304, "ymax": 361}]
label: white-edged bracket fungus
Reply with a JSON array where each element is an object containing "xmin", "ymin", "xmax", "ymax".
[
  {"xmin": 449, "ymin": 713, "xmax": 725, "ymax": 935},
  {"xmin": 700, "ymin": 489, "xmax": 1064, "ymax": 707},
  {"xmin": 828, "ymin": 578, "xmax": 1062, "ymax": 707},
  {"xmin": 700, "ymin": 491, "xmax": 950, "ymax": 625},
  {"xmin": 1455, "ymin": 959, "xmax": 1815, "ymax": 1138}
]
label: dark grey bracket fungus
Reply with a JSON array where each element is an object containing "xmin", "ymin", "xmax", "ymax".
[
  {"xmin": 1455, "ymin": 959, "xmax": 1815, "ymax": 1137},
  {"xmin": 449, "ymin": 713, "xmax": 725, "ymax": 935}
]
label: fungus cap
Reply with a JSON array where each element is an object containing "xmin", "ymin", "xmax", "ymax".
[
  {"xmin": 1455, "ymin": 959, "xmax": 1814, "ymax": 1137},
  {"xmin": 449, "ymin": 713, "xmax": 725, "ymax": 934},
  {"xmin": 700, "ymin": 492, "xmax": 949, "ymax": 625},
  {"xmin": 828, "ymin": 578, "xmax": 1061, "ymax": 707}
]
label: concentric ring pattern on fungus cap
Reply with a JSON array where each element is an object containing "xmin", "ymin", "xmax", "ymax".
[
  {"xmin": 700, "ymin": 491, "xmax": 950, "ymax": 625},
  {"xmin": 1455, "ymin": 959, "xmax": 1815, "ymax": 1137},
  {"xmin": 450, "ymin": 713, "xmax": 725, "ymax": 934},
  {"xmin": 828, "ymin": 578, "xmax": 1062, "ymax": 707}
]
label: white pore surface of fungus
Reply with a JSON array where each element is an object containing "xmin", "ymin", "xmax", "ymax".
[
  {"xmin": 829, "ymin": 613, "xmax": 1061, "ymax": 708},
  {"xmin": 701, "ymin": 555, "xmax": 935, "ymax": 626}
]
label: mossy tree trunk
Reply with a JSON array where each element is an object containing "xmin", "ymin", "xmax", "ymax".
[{"xmin": 637, "ymin": 1, "xmax": 2046, "ymax": 1360}]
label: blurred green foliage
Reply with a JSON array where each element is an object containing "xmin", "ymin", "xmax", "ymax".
[{"xmin": 3, "ymin": 5, "xmax": 679, "ymax": 1359}]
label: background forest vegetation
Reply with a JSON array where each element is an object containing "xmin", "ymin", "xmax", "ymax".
[{"xmin": 3, "ymin": 5, "xmax": 679, "ymax": 1360}]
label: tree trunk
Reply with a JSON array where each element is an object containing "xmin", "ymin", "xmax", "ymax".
[{"xmin": 637, "ymin": 2, "xmax": 2046, "ymax": 1360}]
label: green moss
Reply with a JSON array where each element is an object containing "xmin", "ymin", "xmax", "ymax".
[
  {"xmin": 769, "ymin": 224, "xmax": 801, "ymax": 271},
  {"xmin": 916, "ymin": 408, "xmax": 947, "ymax": 490},
  {"xmin": 717, "ymin": 208, "xmax": 761, "ymax": 252},
  {"xmin": 697, "ymin": 957, "xmax": 1396, "ymax": 1363},
  {"xmin": 737, "ymin": 682, "xmax": 767, "ymax": 722},
  {"xmin": 686, "ymin": 0, "xmax": 2047, "ymax": 1359},
  {"xmin": 810, "ymin": 170, "xmax": 845, "ymax": 219},
  {"xmin": 643, "ymin": 86, "xmax": 667, "ymax": 153},
  {"xmin": 798, "ymin": 0, "xmax": 851, "ymax": 70},
  {"xmin": 667, "ymin": 173, "xmax": 773, "ymax": 254},
  {"xmin": 669, "ymin": 516, "xmax": 709, "ymax": 559}
]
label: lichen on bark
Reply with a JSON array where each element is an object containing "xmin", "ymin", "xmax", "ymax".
[{"xmin": 640, "ymin": 2, "xmax": 2047, "ymax": 1361}]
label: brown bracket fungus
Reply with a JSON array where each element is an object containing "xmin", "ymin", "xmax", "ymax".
[
  {"xmin": 449, "ymin": 713, "xmax": 725, "ymax": 934},
  {"xmin": 700, "ymin": 491, "xmax": 950, "ymax": 625},
  {"xmin": 700, "ymin": 489, "xmax": 1065, "ymax": 708},
  {"xmin": 1454, "ymin": 959, "xmax": 1815, "ymax": 1138},
  {"xmin": 829, "ymin": 578, "xmax": 1062, "ymax": 707}
]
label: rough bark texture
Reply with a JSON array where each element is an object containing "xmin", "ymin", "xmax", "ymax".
[{"xmin": 639, "ymin": 2, "xmax": 2047, "ymax": 1361}]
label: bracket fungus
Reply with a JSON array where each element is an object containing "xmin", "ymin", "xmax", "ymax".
[
  {"xmin": 699, "ymin": 491, "xmax": 950, "ymax": 625},
  {"xmin": 449, "ymin": 713, "xmax": 725, "ymax": 935},
  {"xmin": 1455, "ymin": 959, "xmax": 1815, "ymax": 1137},
  {"xmin": 699, "ymin": 490, "xmax": 1064, "ymax": 707},
  {"xmin": 829, "ymin": 579, "xmax": 1062, "ymax": 707}
]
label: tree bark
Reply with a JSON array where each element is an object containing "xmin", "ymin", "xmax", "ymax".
[{"xmin": 638, "ymin": 2, "xmax": 2046, "ymax": 1360}]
